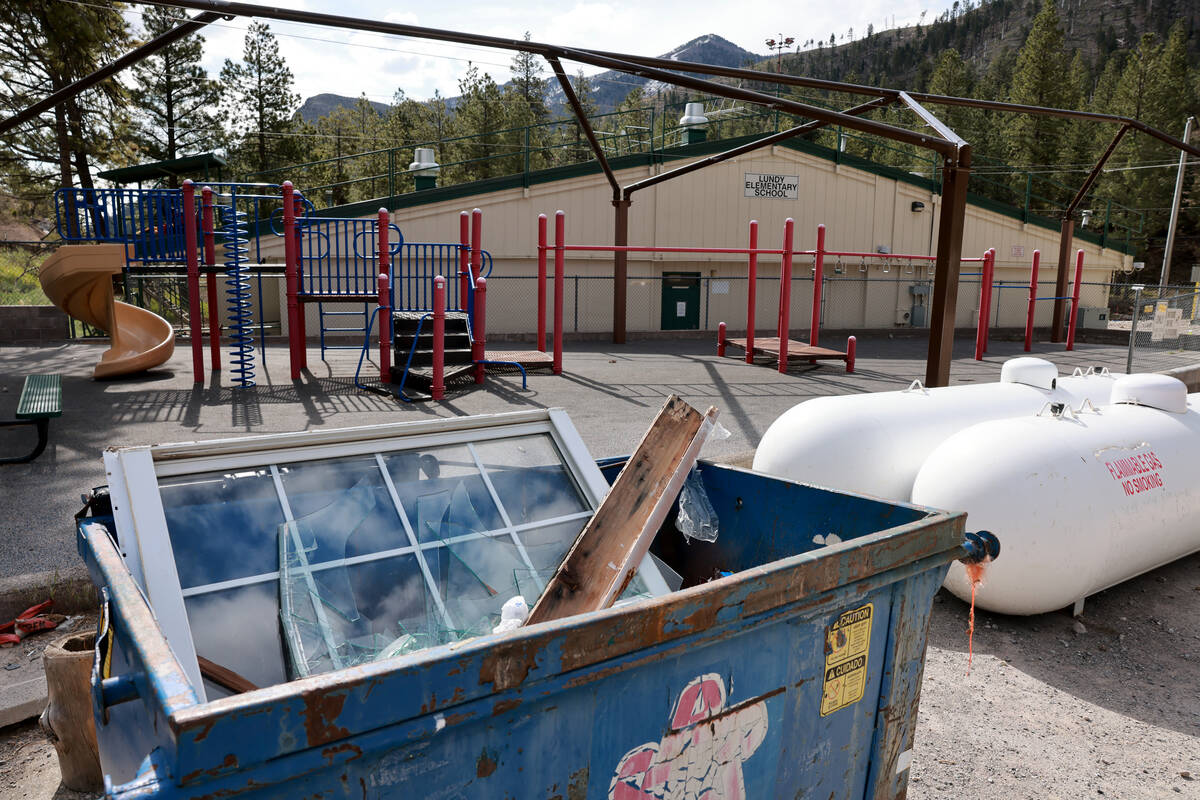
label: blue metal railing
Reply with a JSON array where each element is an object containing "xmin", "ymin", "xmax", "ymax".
[
  {"xmin": 395, "ymin": 244, "xmax": 493, "ymax": 313},
  {"xmin": 297, "ymin": 216, "xmax": 402, "ymax": 296},
  {"xmin": 55, "ymin": 187, "xmax": 190, "ymax": 264}
]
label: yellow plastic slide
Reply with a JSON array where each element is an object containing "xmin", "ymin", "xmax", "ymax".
[{"xmin": 39, "ymin": 244, "xmax": 175, "ymax": 379}]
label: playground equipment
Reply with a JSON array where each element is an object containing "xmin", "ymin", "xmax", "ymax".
[
  {"xmin": 914, "ymin": 374, "xmax": 1200, "ymax": 616},
  {"xmin": 53, "ymin": 181, "xmax": 553, "ymax": 398},
  {"xmin": 38, "ymin": 243, "xmax": 174, "ymax": 378},
  {"xmin": 1023, "ymin": 248, "xmax": 1086, "ymax": 352},
  {"xmin": 753, "ymin": 357, "xmax": 1124, "ymax": 503}
]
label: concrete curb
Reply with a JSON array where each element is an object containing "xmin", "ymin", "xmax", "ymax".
[{"xmin": 0, "ymin": 567, "xmax": 96, "ymax": 624}]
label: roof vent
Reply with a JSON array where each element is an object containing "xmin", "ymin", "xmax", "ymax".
[
  {"xmin": 408, "ymin": 148, "xmax": 440, "ymax": 176},
  {"xmin": 1111, "ymin": 374, "xmax": 1187, "ymax": 413},
  {"xmin": 678, "ymin": 102, "xmax": 708, "ymax": 129},
  {"xmin": 1000, "ymin": 357, "xmax": 1057, "ymax": 390}
]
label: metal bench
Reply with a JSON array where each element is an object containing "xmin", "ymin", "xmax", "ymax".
[{"xmin": 1, "ymin": 374, "xmax": 62, "ymax": 464}]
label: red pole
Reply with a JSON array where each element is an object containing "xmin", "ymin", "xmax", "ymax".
[
  {"xmin": 1024, "ymin": 249, "xmax": 1040, "ymax": 352},
  {"xmin": 983, "ymin": 248, "xmax": 996, "ymax": 352},
  {"xmin": 432, "ymin": 276, "xmax": 445, "ymax": 401},
  {"xmin": 377, "ymin": 208, "xmax": 391, "ymax": 382},
  {"xmin": 201, "ymin": 186, "xmax": 220, "ymax": 371},
  {"xmin": 777, "ymin": 218, "xmax": 794, "ymax": 373},
  {"xmin": 553, "ymin": 210, "xmax": 565, "ymax": 375},
  {"xmin": 845, "ymin": 335, "xmax": 856, "ymax": 373},
  {"xmin": 470, "ymin": 207, "xmax": 482, "ymax": 284},
  {"xmin": 1066, "ymin": 249, "xmax": 1084, "ymax": 351},
  {"xmin": 473, "ymin": 277, "xmax": 487, "ymax": 384},
  {"xmin": 293, "ymin": 192, "xmax": 308, "ymax": 369},
  {"xmin": 537, "ymin": 213, "xmax": 547, "ymax": 352},
  {"xmin": 717, "ymin": 321, "xmax": 727, "ymax": 356},
  {"xmin": 458, "ymin": 211, "xmax": 470, "ymax": 310},
  {"xmin": 283, "ymin": 181, "xmax": 300, "ymax": 379},
  {"xmin": 746, "ymin": 220, "xmax": 757, "ymax": 363},
  {"xmin": 974, "ymin": 249, "xmax": 994, "ymax": 360},
  {"xmin": 183, "ymin": 181, "xmax": 203, "ymax": 383},
  {"xmin": 810, "ymin": 223, "xmax": 825, "ymax": 347}
]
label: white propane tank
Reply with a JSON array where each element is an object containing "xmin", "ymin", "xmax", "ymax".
[
  {"xmin": 913, "ymin": 374, "xmax": 1200, "ymax": 615},
  {"xmin": 753, "ymin": 358, "xmax": 1122, "ymax": 502}
]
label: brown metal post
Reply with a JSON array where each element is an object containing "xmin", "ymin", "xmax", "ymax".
[
  {"xmin": 613, "ymin": 197, "xmax": 630, "ymax": 344},
  {"xmin": 1051, "ymin": 218, "xmax": 1075, "ymax": 343},
  {"xmin": 926, "ymin": 148, "xmax": 972, "ymax": 387}
]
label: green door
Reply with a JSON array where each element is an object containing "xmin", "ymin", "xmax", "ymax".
[{"xmin": 661, "ymin": 272, "xmax": 701, "ymax": 330}]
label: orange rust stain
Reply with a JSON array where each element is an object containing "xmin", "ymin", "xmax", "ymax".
[
  {"xmin": 492, "ymin": 698, "xmax": 521, "ymax": 716},
  {"xmin": 479, "ymin": 641, "xmax": 541, "ymax": 691},
  {"xmin": 476, "ymin": 748, "xmax": 498, "ymax": 778},
  {"xmin": 965, "ymin": 561, "xmax": 987, "ymax": 675},
  {"xmin": 321, "ymin": 742, "xmax": 363, "ymax": 764},
  {"xmin": 181, "ymin": 752, "xmax": 238, "ymax": 785},
  {"xmin": 302, "ymin": 689, "xmax": 351, "ymax": 747}
]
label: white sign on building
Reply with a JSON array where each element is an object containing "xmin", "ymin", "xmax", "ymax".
[{"xmin": 744, "ymin": 173, "xmax": 799, "ymax": 199}]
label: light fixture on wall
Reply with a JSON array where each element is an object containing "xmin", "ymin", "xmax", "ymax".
[{"xmin": 911, "ymin": 201, "xmax": 925, "ymax": 212}]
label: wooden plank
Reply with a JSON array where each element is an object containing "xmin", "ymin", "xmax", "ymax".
[{"xmin": 527, "ymin": 395, "xmax": 718, "ymax": 624}]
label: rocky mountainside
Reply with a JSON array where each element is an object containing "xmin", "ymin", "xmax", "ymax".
[{"xmin": 296, "ymin": 93, "xmax": 388, "ymax": 124}]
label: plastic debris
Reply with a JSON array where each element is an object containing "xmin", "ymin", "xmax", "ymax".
[
  {"xmin": 676, "ymin": 467, "xmax": 719, "ymax": 543},
  {"xmin": 492, "ymin": 596, "xmax": 529, "ymax": 634}
]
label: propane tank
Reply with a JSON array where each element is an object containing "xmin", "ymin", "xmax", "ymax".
[
  {"xmin": 753, "ymin": 358, "xmax": 1122, "ymax": 502},
  {"xmin": 913, "ymin": 374, "xmax": 1199, "ymax": 615}
]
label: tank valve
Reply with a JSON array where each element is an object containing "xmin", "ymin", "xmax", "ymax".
[{"xmin": 960, "ymin": 530, "xmax": 1000, "ymax": 564}]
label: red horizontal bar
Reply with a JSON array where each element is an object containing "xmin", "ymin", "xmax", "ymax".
[
  {"xmin": 822, "ymin": 250, "xmax": 938, "ymax": 261},
  {"xmin": 553, "ymin": 244, "xmax": 789, "ymax": 255}
]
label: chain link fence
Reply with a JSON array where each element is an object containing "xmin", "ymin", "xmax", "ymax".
[
  {"xmin": 0, "ymin": 242, "xmax": 54, "ymax": 306},
  {"xmin": 1117, "ymin": 285, "xmax": 1200, "ymax": 372}
]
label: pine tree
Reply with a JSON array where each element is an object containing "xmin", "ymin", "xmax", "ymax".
[
  {"xmin": 1003, "ymin": 0, "xmax": 1071, "ymax": 206},
  {"xmin": 130, "ymin": 5, "xmax": 219, "ymax": 183},
  {"xmin": 0, "ymin": 0, "xmax": 130, "ymax": 197},
  {"xmin": 509, "ymin": 34, "xmax": 549, "ymax": 126},
  {"xmin": 219, "ymin": 22, "xmax": 300, "ymax": 174}
]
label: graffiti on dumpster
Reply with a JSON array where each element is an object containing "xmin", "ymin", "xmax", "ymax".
[{"xmin": 608, "ymin": 673, "xmax": 769, "ymax": 800}]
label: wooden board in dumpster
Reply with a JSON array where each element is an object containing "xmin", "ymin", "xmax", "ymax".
[{"xmin": 76, "ymin": 410, "xmax": 967, "ymax": 799}]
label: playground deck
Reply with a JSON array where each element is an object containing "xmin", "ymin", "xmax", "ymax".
[{"xmin": 722, "ymin": 337, "xmax": 850, "ymax": 365}]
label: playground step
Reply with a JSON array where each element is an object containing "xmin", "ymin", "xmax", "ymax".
[{"xmin": 390, "ymin": 363, "xmax": 476, "ymax": 392}]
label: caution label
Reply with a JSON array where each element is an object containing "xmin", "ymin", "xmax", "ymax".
[{"xmin": 820, "ymin": 603, "xmax": 872, "ymax": 716}]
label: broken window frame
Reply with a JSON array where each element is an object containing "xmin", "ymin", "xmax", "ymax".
[{"xmin": 103, "ymin": 409, "xmax": 669, "ymax": 702}]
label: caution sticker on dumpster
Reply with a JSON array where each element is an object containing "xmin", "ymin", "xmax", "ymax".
[{"xmin": 820, "ymin": 603, "xmax": 872, "ymax": 716}]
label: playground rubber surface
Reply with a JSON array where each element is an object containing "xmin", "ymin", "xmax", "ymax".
[{"xmin": 0, "ymin": 334, "xmax": 1197, "ymax": 798}]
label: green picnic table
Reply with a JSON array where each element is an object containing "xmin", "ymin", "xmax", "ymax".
[{"xmin": 1, "ymin": 374, "xmax": 62, "ymax": 464}]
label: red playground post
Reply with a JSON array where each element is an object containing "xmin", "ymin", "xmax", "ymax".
[
  {"xmin": 810, "ymin": 223, "xmax": 825, "ymax": 348},
  {"xmin": 377, "ymin": 208, "xmax": 391, "ymax": 382},
  {"xmin": 293, "ymin": 191, "xmax": 308, "ymax": 370},
  {"xmin": 846, "ymin": 335, "xmax": 857, "ymax": 373},
  {"xmin": 470, "ymin": 208, "xmax": 483, "ymax": 285},
  {"xmin": 183, "ymin": 180, "xmax": 202, "ymax": 383},
  {"xmin": 974, "ymin": 247, "xmax": 996, "ymax": 360},
  {"xmin": 473, "ymin": 277, "xmax": 487, "ymax": 384},
  {"xmin": 745, "ymin": 220, "xmax": 757, "ymax": 363},
  {"xmin": 777, "ymin": 218, "xmax": 795, "ymax": 373},
  {"xmin": 553, "ymin": 211, "xmax": 565, "ymax": 375},
  {"xmin": 201, "ymin": 186, "xmax": 220, "ymax": 371},
  {"xmin": 458, "ymin": 211, "xmax": 470, "ymax": 309},
  {"xmin": 432, "ymin": 276, "xmax": 446, "ymax": 401},
  {"xmin": 283, "ymin": 182, "xmax": 301, "ymax": 379},
  {"xmin": 537, "ymin": 213, "xmax": 548, "ymax": 352},
  {"xmin": 1066, "ymin": 249, "xmax": 1084, "ymax": 351},
  {"xmin": 717, "ymin": 322, "xmax": 727, "ymax": 356},
  {"xmin": 1024, "ymin": 250, "xmax": 1041, "ymax": 352}
]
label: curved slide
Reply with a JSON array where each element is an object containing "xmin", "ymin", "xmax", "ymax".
[{"xmin": 39, "ymin": 244, "xmax": 175, "ymax": 379}]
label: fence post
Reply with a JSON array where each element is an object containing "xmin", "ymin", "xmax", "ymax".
[
  {"xmin": 283, "ymin": 182, "xmax": 300, "ymax": 380},
  {"xmin": 459, "ymin": 211, "xmax": 470, "ymax": 314},
  {"xmin": 473, "ymin": 277, "xmax": 487, "ymax": 384},
  {"xmin": 1024, "ymin": 249, "xmax": 1040, "ymax": 352},
  {"xmin": 1066, "ymin": 249, "xmax": 1084, "ymax": 351},
  {"xmin": 182, "ymin": 181, "xmax": 203, "ymax": 384},
  {"xmin": 811, "ymin": 223, "xmax": 825, "ymax": 347},
  {"xmin": 537, "ymin": 213, "xmax": 547, "ymax": 351},
  {"xmin": 293, "ymin": 191, "xmax": 308, "ymax": 370},
  {"xmin": 1127, "ymin": 285, "xmax": 1143, "ymax": 374},
  {"xmin": 553, "ymin": 210, "xmax": 565, "ymax": 374},
  {"xmin": 746, "ymin": 220, "xmax": 757, "ymax": 363},
  {"xmin": 778, "ymin": 218, "xmax": 794, "ymax": 373},
  {"xmin": 201, "ymin": 186, "xmax": 221, "ymax": 371},
  {"xmin": 377, "ymin": 208, "xmax": 391, "ymax": 382},
  {"xmin": 433, "ymin": 276, "xmax": 445, "ymax": 401}
]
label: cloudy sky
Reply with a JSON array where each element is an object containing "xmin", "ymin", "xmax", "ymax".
[{"xmin": 132, "ymin": 0, "xmax": 959, "ymax": 104}]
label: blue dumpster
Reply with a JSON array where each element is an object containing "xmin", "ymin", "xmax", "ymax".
[{"xmin": 78, "ymin": 445, "xmax": 977, "ymax": 799}]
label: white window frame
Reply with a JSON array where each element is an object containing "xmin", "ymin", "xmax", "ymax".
[{"xmin": 107, "ymin": 409, "xmax": 667, "ymax": 703}]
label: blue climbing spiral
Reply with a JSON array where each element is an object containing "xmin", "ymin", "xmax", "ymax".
[{"xmin": 221, "ymin": 199, "xmax": 256, "ymax": 387}]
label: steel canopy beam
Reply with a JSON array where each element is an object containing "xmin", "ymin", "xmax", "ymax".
[{"xmin": 546, "ymin": 56, "xmax": 620, "ymax": 203}]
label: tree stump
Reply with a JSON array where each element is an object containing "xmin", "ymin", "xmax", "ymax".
[{"xmin": 39, "ymin": 631, "xmax": 102, "ymax": 792}]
